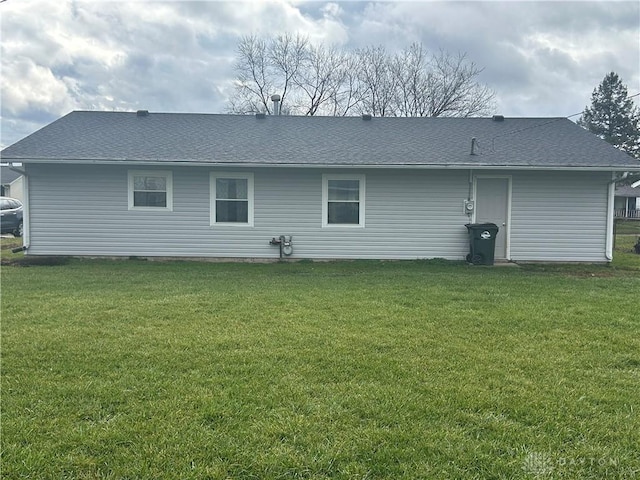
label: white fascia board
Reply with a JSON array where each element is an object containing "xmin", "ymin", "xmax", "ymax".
[{"xmin": 13, "ymin": 158, "xmax": 640, "ymax": 172}]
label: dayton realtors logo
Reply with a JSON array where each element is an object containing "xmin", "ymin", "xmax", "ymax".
[
  {"xmin": 521, "ymin": 451, "xmax": 623, "ymax": 477},
  {"xmin": 522, "ymin": 452, "xmax": 554, "ymax": 477}
]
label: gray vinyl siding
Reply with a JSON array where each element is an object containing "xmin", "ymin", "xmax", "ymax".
[
  {"xmin": 25, "ymin": 164, "xmax": 471, "ymax": 260},
  {"xmin": 509, "ymin": 171, "xmax": 609, "ymax": 262},
  {"xmin": 24, "ymin": 165, "xmax": 611, "ymax": 262}
]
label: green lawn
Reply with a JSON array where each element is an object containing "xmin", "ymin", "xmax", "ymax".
[
  {"xmin": 1, "ymin": 242, "xmax": 639, "ymax": 479},
  {"xmin": 612, "ymin": 235, "xmax": 640, "ymax": 270},
  {"xmin": 615, "ymin": 219, "xmax": 640, "ymax": 235}
]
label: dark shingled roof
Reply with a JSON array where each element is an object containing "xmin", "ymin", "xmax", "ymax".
[
  {"xmin": 2, "ymin": 111, "xmax": 639, "ymax": 170},
  {"xmin": 615, "ymin": 185, "xmax": 640, "ymax": 197},
  {"xmin": 0, "ymin": 165, "xmax": 22, "ymax": 185}
]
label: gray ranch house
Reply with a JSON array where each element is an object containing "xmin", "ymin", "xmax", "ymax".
[{"xmin": 1, "ymin": 111, "xmax": 639, "ymax": 262}]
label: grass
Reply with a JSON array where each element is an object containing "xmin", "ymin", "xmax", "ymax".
[
  {"xmin": 612, "ymin": 235, "xmax": 640, "ymax": 270},
  {"xmin": 0, "ymin": 236, "xmax": 23, "ymax": 262},
  {"xmin": 615, "ymin": 219, "xmax": 640, "ymax": 235},
  {"xmin": 1, "ymin": 239, "xmax": 639, "ymax": 479}
]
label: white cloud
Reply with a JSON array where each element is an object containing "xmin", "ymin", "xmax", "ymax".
[
  {"xmin": 348, "ymin": 1, "xmax": 639, "ymax": 116},
  {"xmin": 1, "ymin": 0, "xmax": 638, "ymax": 147},
  {"xmin": 2, "ymin": 57, "xmax": 76, "ymax": 116}
]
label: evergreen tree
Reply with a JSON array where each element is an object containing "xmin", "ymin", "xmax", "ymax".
[{"xmin": 578, "ymin": 72, "xmax": 640, "ymax": 159}]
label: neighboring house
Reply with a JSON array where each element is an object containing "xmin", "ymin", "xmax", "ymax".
[
  {"xmin": 1, "ymin": 110, "xmax": 639, "ymax": 262},
  {"xmin": 614, "ymin": 185, "xmax": 640, "ymax": 219},
  {"xmin": 0, "ymin": 165, "xmax": 24, "ymax": 201}
]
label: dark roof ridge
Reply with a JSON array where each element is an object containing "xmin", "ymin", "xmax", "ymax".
[{"xmin": 67, "ymin": 109, "xmax": 568, "ymax": 121}]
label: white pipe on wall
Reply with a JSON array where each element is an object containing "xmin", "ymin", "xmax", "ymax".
[{"xmin": 605, "ymin": 172, "xmax": 615, "ymax": 261}]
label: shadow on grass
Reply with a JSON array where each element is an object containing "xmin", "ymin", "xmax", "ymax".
[{"xmin": 1, "ymin": 235, "xmax": 638, "ymax": 271}]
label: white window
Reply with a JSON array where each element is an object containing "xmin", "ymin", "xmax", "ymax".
[
  {"xmin": 128, "ymin": 170, "xmax": 173, "ymax": 211},
  {"xmin": 211, "ymin": 173, "xmax": 254, "ymax": 226},
  {"xmin": 322, "ymin": 174, "xmax": 365, "ymax": 227}
]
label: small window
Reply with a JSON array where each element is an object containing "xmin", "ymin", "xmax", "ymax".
[
  {"xmin": 128, "ymin": 171, "xmax": 173, "ymax": 210},
  {"xmin": 322, "ymin": 174, "xmax": 365, "ymax": 227},
  {"xmin": 211, "ymin": 173, "xmax": 254, "ymax": 226}
]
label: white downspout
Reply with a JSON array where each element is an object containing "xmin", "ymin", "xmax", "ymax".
[
  {"xmin": 605, "ymin": 172, "xmax": 616, "ymax": 261},
  {"xmin": 9, "ymin": 165, "xmax": 29, "ymax": 251}
]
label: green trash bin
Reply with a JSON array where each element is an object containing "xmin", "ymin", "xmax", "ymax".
[{"xmin": 465, "ymin": 223, "xmax": 499, "ymax": 265}]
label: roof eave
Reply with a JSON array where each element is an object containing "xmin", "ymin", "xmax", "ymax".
[{"xmin": 11, "ymin": 157, "xmax": 640, "ymax": 171}]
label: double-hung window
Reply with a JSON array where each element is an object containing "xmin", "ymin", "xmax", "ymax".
[
  {"xmin": 128, "ymin": 170, "xmax": 173, "ymax": 210},
  {"xmin": 322, "ymin": 174, "xmax": 365, "ymax": 227},
  {"xmin": 211, "ymin": 173, "xmax": 254, "ymax": 226}
]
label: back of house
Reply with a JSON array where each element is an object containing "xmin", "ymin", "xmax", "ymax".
[{"xmin": 2, "ymin": 111, "xmax": 639, "ymax": 262}]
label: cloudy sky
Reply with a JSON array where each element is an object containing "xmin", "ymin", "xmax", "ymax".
[{"xmin": 1, "ymin": 0, "xmax": 638, "ymax": 148}]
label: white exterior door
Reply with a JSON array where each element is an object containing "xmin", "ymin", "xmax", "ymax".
[{"xmin": 475, "ymin": 176, "xmax": 511, "ymax": 260}]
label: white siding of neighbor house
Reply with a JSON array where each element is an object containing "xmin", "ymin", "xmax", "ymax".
[
  {"xmin": 24, "ymin": 164, "xmax": 611, "ymax": 262},
  {"xmin": 5, "ymin": 175, "xmax": 25, "ymax": 203}
]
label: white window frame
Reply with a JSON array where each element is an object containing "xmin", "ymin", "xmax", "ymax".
[
  {"xmin": 322, "ymin": 174, "xmax": 365, "ymax": 228},
  {"xmin": 128, "ymin": 170, "xmax": 173, "ymax": 211},
  {"xmin": 210, "ymin": 172, "xmax": 254, "ymax": 227}
]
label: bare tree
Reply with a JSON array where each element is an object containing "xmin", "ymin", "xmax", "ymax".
[
  {"xmin": 268, "ymin": 33, "xmax": 308, "ymax": 111},
  {"xmin": 390, "ymin": 43, "xmax": 430, "ymax": 117},
  {"xmin": 230, "ymin": 35, "xmax": 273, "ymax": 114},
  {"xmin": 230, "ymin": 35, "xmax": 362, "ymax": 117},
  {"xmin": 385, "ymin": 45, "xmax": 495, "ymax": 117},
  {"xmin": 227, "ymin": 36, "xmax": 495, "ymax": 118},
  {"xmin": 290, "ymin": 44, "xmax": 345, "ymax": 116},
  {"xmin": 326, "ymin": 54, "xmax": 367, "ymax": 116},
  {"xmin": 355, "ymin": 46, "xmax": 397, "ymax": 117},
  {"xmin": 230, "ymin": 35, "xmax": 273, "ymax": 113},
  {"xmin": 425, "ymin": 50, "xmax": 495, "ymax": 117},
  {"xmin": 229, "ymin": 33, "xmax": 307, "ymax": 114}
]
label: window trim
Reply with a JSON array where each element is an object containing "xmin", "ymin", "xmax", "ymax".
[
  {"xmin": 127, "ymin": 170, "xmax": 173, "ymax": 211},
  {"xmin": 322, "ymin": 174, "xmax": 365, "ymax": 228},
  {"xmin": 210, "ymin": 172, "xmax": 254, "ymax": 227}
]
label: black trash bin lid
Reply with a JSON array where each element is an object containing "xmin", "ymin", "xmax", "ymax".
[{"xmin": 465, "ymin": 223, "xmax": 499, "ymax": 230}]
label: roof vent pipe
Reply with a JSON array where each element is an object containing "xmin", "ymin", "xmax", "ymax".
[
  {"xmin": 470, "ymin": 137, "xmax": 477, "ymax": 155},
  {"xmin": 271, "ymin": 94, "xmax": 281, "ymax": 116}
]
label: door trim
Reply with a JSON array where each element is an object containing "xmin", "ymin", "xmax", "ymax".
[{"xmin": 473, "ymin": 175, "xmax": 512, "ymax": 260}]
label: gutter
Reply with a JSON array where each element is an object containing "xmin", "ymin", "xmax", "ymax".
[
  {"xmin": 606, "ymin": 174, "xmax": 616, "ymax": 260},
  {"xmin": 5, "ymin": 158, "xmax": 640, "ymax": 172},
  {"xmin": 609, "ymin": 172, "xmax": 628, "ymax": 184},
  {"xmin": 605, "ymin": 171, "xmax": 633, "ymax": 261}
]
